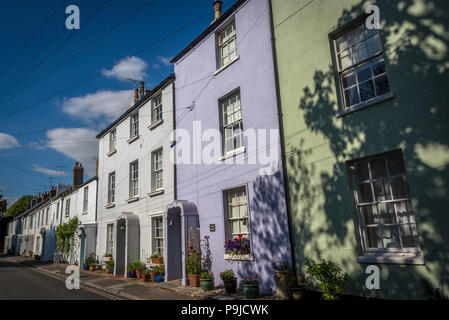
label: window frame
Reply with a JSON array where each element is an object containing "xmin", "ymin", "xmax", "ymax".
[
  {"xmin": 220, "ymin": 91, "xmax": 244, "ymax": 156},
  {"xmin": 108, "ymin": 172, "xmax": 116, "ymax": 204},
  {"xmin": 348, "ymin": 150, "xmax": 421, "ymax": 256},
  {"xmin": 151, "ymin": 216, "xmax": 164, "ymax": 256},
  {"xmin": 151, "ymin": 148, "xmax": 163, "ymax": 192},
  {"xmin": 331, "ymin": 18, "xmax": 392, "ymax": 112},
  {"xmin": 223, "ymin": 186, "xmax": 250, "ymax": 243},
  {"xmin": 106, "ymin": 223, "xmax": 114, "ymax": 255},
  {"xmin": 152, "ymin": 94, "xmax": 163, "ymax": 124},
  {"xmin": 130, "ymin": 112, "xmax": 139, "ymax": 138},
  {"xmin": 65, "ymin": 198, "xmax": 70, "ymax": 217},
  {"xmin": 109, "ymin": 129, "xmax": 117, "ymax": 153},
  {"xmin": 129, "ymin": 160, "xmax": 139, "ymax": 198},
  {"xmin": 83, "ymin": 186, "xmax": 89, "ymax": 213},
  {"xmin": 217, "ymin": 20, "xmax": 238, "ymax": 69}
]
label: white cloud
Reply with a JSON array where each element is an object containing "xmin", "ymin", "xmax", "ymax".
[
  {"xmin": 158, "ymin": 56, "xmax": 172, "ymax": 66},
  {"xmin": 102, "ymin": 56, "xmax": 148, "ymax": 81},
  {"xmin": 46, "ymin": 128, "xmax": 98, "ymax": 177},
  {"xmin": 61, "ymin": 90, "xmax": 133, "ymax": 123},
  {"xmin": 0, "ymin": 133, "xmax": 20, "ymax": 150},
  {"xmin": 31, "ymin": 164, "xmax": 69, "ymax": 177}
]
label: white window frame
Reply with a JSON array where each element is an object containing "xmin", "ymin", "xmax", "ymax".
[
  {"xmin": 130, "ymin": 113, "xmax": 139, "ymax": 138},
  {"xmin": 36, "ymin": 236, "xmax": 41, "ymax": 253},
  {"xmin": 106, "ymin": 223, "xmax": 114, "ymax": 255},
  {"xmin": 333, "ymin": 21, "xmax": 391, "ymax": 110},
  {"xmin": 45, "ymin": 208, "xmax": 49, "ymax": 226},
  {"xmin": 224, "ymin": 186, "xmax": 250, "ymax": 242},
  {"xmin": 129, "ymin": 160, "xmax": 139, "ymax": 198},
  {"xmin": 350, "ymin": 151, "xmax": 421, "ymax": 256},
  {"xmin": 152, "ymin": 94, "xmax": 163, "ymax": 123},
  {"xmin": 109, "ymin": 129, "xmax": 117, "ymax": 153},
  {"xmin": 83, "ymin": 186, "xmax": 89, "ymax": 213},
  {"xmin": 152, "ymin": 149, "xmax": 163, "ymax": 192},
  {"xmin": 56, "ymin": 202, "xmax": 60, "ymax": 221},
  {"xmin": 108, "ymin": 172, "xmax": 116, "ymax": 204},
  {"xmin": 218, "ymin": 21, "xmax": 238, "ymax": 68},
  {"xmin": 65, "ymin": 198, "xmax": 70, "ymax": 217},
  {"xmin": 221, "ymin": 92, "xmax": 243, "ymax": 155},
  {"xmin": 152, "ymin": 216, "xmax": 164, "ymax": 256}
]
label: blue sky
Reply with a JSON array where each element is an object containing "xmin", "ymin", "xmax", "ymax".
[{"xmin": 0, "ymin": 0, "xmax": 237, "ymax": 207}]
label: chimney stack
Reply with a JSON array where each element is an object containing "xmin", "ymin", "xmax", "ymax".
[
  {"xmin": 134, "ymin": 88, "xmax": 139, "ymax": 102},
  {"xmin": 50, "ymin": 186, "xmax": 56, "ymax": 198},
  {"xmin": 139, "ymin": 81, "xmax": 145, "ymax": 97},
  {"xmin": 213, "ymin": 0, "xmax": 223, "ymax": 21},
  {"xmin": 73, "ymin": 161, "xmax": 84, "ymax": 188},
  {"xmin": 37, "ymin": 192, "xmax": 42, "ymax": 204}
]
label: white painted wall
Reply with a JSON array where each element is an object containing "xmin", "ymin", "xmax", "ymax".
[{"xmin": 96, "ymin": 80, "xmax": 175, "ymax": 265}]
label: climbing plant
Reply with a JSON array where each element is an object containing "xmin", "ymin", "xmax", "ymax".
[{"xmin": 56, "ymin": 217, "xmax": 79, "ymax": 256}]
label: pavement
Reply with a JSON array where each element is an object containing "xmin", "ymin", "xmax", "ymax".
[{"xmin": 1, "ymin": 254, "xmax": 275, "ymax": 300}]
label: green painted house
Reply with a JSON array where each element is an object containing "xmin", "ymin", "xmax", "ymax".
[{"xmin": 270, "ymin": 0, "xmax": 449, "ymax": 299}]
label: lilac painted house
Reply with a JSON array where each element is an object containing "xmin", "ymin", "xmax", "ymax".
[{"xmin": 170, "ymin": 0, "xmax": 292, "ymax": 293}]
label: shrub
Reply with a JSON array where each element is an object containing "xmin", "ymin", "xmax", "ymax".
[
  {"xmin": 150, "ymin": 252, "xmax": 162, "ymax": 259},
  {"xmin": 220, "ymin": 270, "xmax": 236, "ymax": 281},
  {"xmin": 305, "ymin": 259, "xmax": 348, "ymax": 300},
  {"xmin": 84, "ymin": 253, "xmax": 96, "ymax": 267},
  {"xmin": 200, "ymin": 272, "xmax": 214, "ymax": 280},
  {"xmin": 127, "ymin": 262, "xmax": 136, "ymax": 271},
  {"xmin": 133, "ymin": 260, "xmax": 146, "ymax": 272},
  {"xmin": 241, "ymin": 275, "xmax": 259, "ymax": 286},
  {"xmin": 106, "ymin": 260, "xmax": 114, "ymax": 270},
  {"xmin": 104, "ymin": 253, "xmax": 113, "ymax": 258},
  {"xmin": 185, "ymin": 249, "xmax": 202, "ymax": 275}
]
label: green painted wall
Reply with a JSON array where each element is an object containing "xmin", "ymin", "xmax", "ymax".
[{"xmin": 271, "ymin": 0, "xmax": 449, "ymax": 299}]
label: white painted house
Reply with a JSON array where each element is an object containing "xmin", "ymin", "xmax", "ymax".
[{"xmin": 96, "ymin": 74, "xmax": 175, "ymax": 277}]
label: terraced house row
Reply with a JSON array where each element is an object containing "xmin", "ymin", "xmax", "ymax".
[{"xmin": 3, "ymin": 0, "xmax": 448, "ymax": 299}]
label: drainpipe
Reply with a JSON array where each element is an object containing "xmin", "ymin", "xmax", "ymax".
[
  {"xmin": 172, "ymin": 78, "xmax": 177, "ymax": 201},
  {"xmin": 268, "ymin": 0, "xmax": 298, "ymax": 275}
]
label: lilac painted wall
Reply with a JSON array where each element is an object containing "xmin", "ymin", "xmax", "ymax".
[{"xmin": 173, "ymin": 0, "xmax": 292, "ymax": 293}]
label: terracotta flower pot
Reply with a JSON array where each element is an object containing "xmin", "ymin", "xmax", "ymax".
[
  {"xmin": 142, "ymin": 274, "xmax": 149, "ymax": 282},
  {"xmin": 136, "ymin": 270, "xmax": 142, "ymax": 279},
  {"xmin": 290, "ymin": 287, "xmax": 306, "ymax": 301},
  {"xmin": 151, "ymin": 257, "xmax": 164, "ymax": 264},
  {"xmin": 150, "ymin": 272, "xmax": 156, "ymax": 282},
  {"xmin": 188, "ymin": 274, "xmax": 201, "ymax": 287},
  {"xmin": 89, "ymin": 266, "xmax": 95, "ymax": 271}
]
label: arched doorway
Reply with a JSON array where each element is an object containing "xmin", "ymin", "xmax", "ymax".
[
  {"xmin": 164, "ymin": 201, "xmax": 200, "ymax": 285},
  {"xmin": 114, "ymin": 212, "xmax": 140, "ymax": 277}
]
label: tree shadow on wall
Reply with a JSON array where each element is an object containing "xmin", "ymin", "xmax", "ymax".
[{"xmin": 288, "ymin": 0, "xmax": 449, "ymax": 299}]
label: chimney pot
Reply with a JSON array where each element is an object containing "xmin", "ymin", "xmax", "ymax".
[
  {"xmin": 73, "ymin": 162, "xmax": 84, "ymax": 188},
  {"xmin": 139, "ymin": 81, "xmax": 145, "ymax": 97},
  {"xmin": 213, "ymin": 0, "xmax": 223, "ymax": 21},
  {"xmin": 134, "ymin": 88, "xmax": 139, "ymax": 101}
]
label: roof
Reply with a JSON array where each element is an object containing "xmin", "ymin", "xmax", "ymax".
[
  {"xmin": 96, "ymin": 73, "xmax": 175, "ymax": 139},
  {"xmin": 170, "ymin": 0, "xmax": 247, "ymax": 64}
]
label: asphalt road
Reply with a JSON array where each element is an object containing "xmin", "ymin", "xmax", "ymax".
[{"xmin": 0, "ymin": 257, "xmax": 120, "ymax": 300}]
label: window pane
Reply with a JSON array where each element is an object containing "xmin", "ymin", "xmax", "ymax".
[
  {"xmin": 350, "ymin": 24, "xmax": 365, "ymax": 46},
  {"xmin": 370, "ymin": 158, "xmax": 387, "ymax": 179},
  {"xmin": 378, "ymin": 202, "xmax": 396, "ymax": 224},
  {"xmin": 400, "ymin": 224, "xmax": 419, "ymax": 248},
  {"xmin": 373, "ymin": 60, "xmax": 386, "ymax": 76},
  {"xmin": 360, "ymin": 205, "xmax": 378, "ymax": 225},
  {"xmin": 391, "ymin": 176, "xmax": 410, "ymax": 199},
  {"xmin": 231, "ymin": 220, "xmax": 240, "ymax": 234},
  {"xmin": 375, "ymin": 75, "xmax": 390, "ymax": 96},
  {"xmin": 382, "ymin": 226, "xmax": 401, "ymax": 248},
  {"xmin": 342, "ymin": 72, "xmax": 357, "ymax": 88},
  {"xmin": 365, "ymin": 227, "xmax": 380, "ymax": 248},
  {"xmin": 357, "ymin": 183, "xmax": 373, "ymax": 203},
  {"xmin": 396, "ymin": 200, "xmax": 415, "ymax": 224},
  {"xmin": 359, "ymin": 80, "xmax": 375, "ymax": 101},
  {"xmin": 240, "ymin": 219, "xmax": 248, "ymax": 234},
  {"xmin": 338, "ymin": 49, "xmax": 352, "ymax": 70},
  {"xmin": 353, "ymin": 42, "xmax": 369, "ymax": 65},
  {"xmin": 367, "ymin": 33, "xmax": 382, "ymax": 56},
  {"xmin": 344, "ymin": 87, "xmax": 360, "ymax": 107},
  {"xmin": 357, "ymin": 66, "xmax": 372, "ymax": 83},
  {"xmin": 335, "ymin": 34, "xmax": 350, "ymax": 52},
  {"xmin": 373, "ymin": 178, "xmax": 392, "ymax": 201}
]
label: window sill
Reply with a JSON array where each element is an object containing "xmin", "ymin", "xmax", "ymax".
[
  {"xmin": 219, "ymin": 147, "xmax": 246, "ymax": 161},
  {"xmin": 148, "ymin": 189, "xmax": 164, "ymax": 198},
  {"xmin": 336, "ymin": 92, "xmax": 395, "ymax": 118},
  {"xmin": 126, "ymin": 197, "xmax": 139, "ymax": 203},
  {"xmin": 214, "ymin": 56, "xmax": 240, "ymax": 76},
  {"xmin": 106, "ymin": 149, "xmax": 117, "ymax": 157},
  {"xmin": 148, "ymin": 119, "xmax": 164, "ymax": 131},
  {"xmin": 82, "ymin": 211, "xmax": 88, "ymax": 215},
  {"xmin": 224, "ymin": 253, "xmax": 254, "ymax": 261},
  {"xmin": 105, "ymin": 203, "xmax": 115, "ymax": 209},
  {"xmin": 127, "ymin": 135, "xmax": 140, "ymax": 144},
  {"xmin": 357, "ymin": 252, "xmax": 424, "ymax": 265}
]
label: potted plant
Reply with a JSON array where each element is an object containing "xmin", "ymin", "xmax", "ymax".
[
  {"xmin": 220, "ymin": 270, "xmax": 237, "ymax": 294},
  {"xmin": 142, "ymin": 268, "xmax": 150, "ymax": 282},
  {"xmin": 150, "ymin": 252, "xmax": 164, "ymax": 264},
  {"xmin": 103, "ymin": 253, "xmax": 113, "ymax": 262},
  {"xmin": 224, "ymin": 234, "xmax": 251, "ymax": 257},
  {"xmin": 200, "ymin": 272, "xmax": 215, "ymax": 292},
  {"xmin": 133, "ymin": 260, "xmax": 145, "ymax": 279},
  {"xmin": 242, "ymin": 275, "xmax": 260, "ymax": 299},
  {"xmin": 273, "ymin": 261, "xmax": 291, "ymax": 300},
  {"xmin": 289, "ymin": 273, "xmax": 310, "ymax": 301},
  {"xmin": 127, "ymin": 262, "xmax": 136, "ymax": 278},
  {"xmin": 185, "ymin": 248, "xmax": 202, "ymax": 287},
  {"xmin": 85, "ymin": 253, "xmax": 96, "ymax": 271},
  {"xmin": 305, "ymin": 259, "xmax": 348, "ymax": 300},
  {"xmin": 149, "ymin": 266, "xmax": 157, "ymax": 282},
  {"xmin": 154, "ymin": 264, "xmax": 165, "ymax": 283},
  {"xmin": 106, "ymin": 260, "xmax": 114, "ymax": 274}
]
